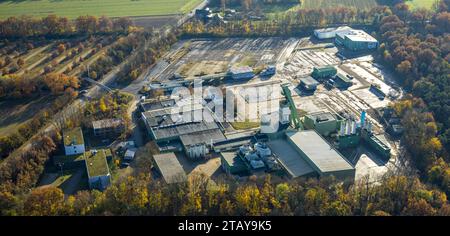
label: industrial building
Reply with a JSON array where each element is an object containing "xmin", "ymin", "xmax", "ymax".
[
  {"xmin": 139, "ymin": 97, "xmax": 176, "ymax": 112},
  {"xmin": 85, "ymin": 149, "xmax": 112, "ymax": 190},
  {"xmin": 220, "ymin": 152, "xmax": 249, "ymax": 175},
  {"xmin": 311, "ymin": 66, "xmax": 337, "ymax": 80},
  {"xmin": 299, "ymin": 76, "xmax": 320, "ymax": 90},
  {"xmin": 314, "ymin": 26, "xmax": 352, "ymax": 39},
  {"xmin": 268, "ymin": 139, "xmax": 315, "ymax": 178},
  {"xmin": 303, "ymin": 112, "xmax": 339, "ymax": 136},
  {"xmin": 335, "ymin": 29, "xmax": 378, "ymax": 51},
  {"xmin": 141, "ymin": 103, "xmax": 226, "ymax": 159},
  {"xmin": 229, "ymin": 66, "xmax": 255, "ymax": 80},
  {"xmin": 152, "ymin": 152, "xmax": 187, "ymax": 184},
  {"xmin": 92, "ymin": 118, "xmax": 125, "ymax": 137},
  {"xmin": 260, "ymin": 65, "xmax": 276, "ymax": 77},
  {"xmin": 334, "ymin": 73, "xmax": 353, "ymax": 88},
  {"xmin": 63, "ymin": 127, "xmax": 85, "ymax": 156},
  {"xmin": 286, "ymin": 130, "xmax": 355, "ymax": 180}
]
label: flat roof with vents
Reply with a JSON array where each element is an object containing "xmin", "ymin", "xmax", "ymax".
[{"xmin": 286, "ymin": 130, "xmax": 354, "ymax": 174}]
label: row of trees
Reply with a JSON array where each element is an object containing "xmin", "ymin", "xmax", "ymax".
[
  {"xmin": 0, "ymin": 73, "xmax": 79, "ymax": 99},
  {"xmin": 2, "ymin": 173, "xmax": 449, "ymax": 216},
  {"xmin": 182, "ymin": 6, "xmax": 393, "ymax": 37},
  {"xmin": 0, "ymin": 15, "xmax": 133, "ymax": 38}
]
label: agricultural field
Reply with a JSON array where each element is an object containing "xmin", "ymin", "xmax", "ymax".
[
  {"xmin": 0, "ymin": 97, "xmax": 53, "ymax": 136},
  {"xmin": 405, "ymin": 0, "xmax": 438, "ymax": 9},
  {"xmin": 301, "ymin": 0, "xmax": 379, "ymax": 9},
  {"xmin": 0, "ymin": 0, "xmax": 203, "ymax": 19}
]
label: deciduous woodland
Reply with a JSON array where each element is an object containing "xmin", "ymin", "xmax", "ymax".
[{"xmin": 0, "ymin": 0, "xmax": 449, "ymax": 216}]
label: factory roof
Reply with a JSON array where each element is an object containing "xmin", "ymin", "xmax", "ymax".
[
  {"xmin": 314, "ymin": 26, "xmax": 352, "ymax": 33},
  {"xmin": 142, "ymin": 103, "xmax": 205, "ymax": 128},
  {"xmin": 153, "ymin": 120, "xmax": 220, "ymax": 140},
  {"xmin": 268, "ymin": 139, "xmax": 314, "ymax": 178},
  {"xmin": 153, "ymin": 152, "xmax": 187, "ymax": 184},
  {"xmin": 307, "ymin": 111, "xmax": 336, "ymax": 123},
  {"xmin": 63, "ymin": 127, "xmax": 84, "ymax": 146},
  {"xmin": 337, "ymin": 29, "xmax": 377, "ymax": 43},
  {"xmin": 286, "ymin": 130, "xmax": 354, "ymax": 173},
  {"xmin": 300, "ymin": 76, "xmax": 320, "ymax": 86},
  {"xmin": 180, "ymin": 128, "xmax": 225, "ymax": 147},
  {"xmin": 220, "ymin": 152, "xmax": 247, "ymax": 169},
  {"xmin": 313, "ymin": 66, "xmax": 337, "ymax": 73},
  {"xmin": 85, "ymin": 149, "xmax": 111, "ymax": 178},
  {"xmin": 229, "ymin": 66, "xmax": 253, "ymax": 75},
  {"xmin": 140, "ymin": 98, "xmax": 176, "ymax": 111},
  {"xmin": 92, "ymin": 118, "xmax": 123, "ymax": 130}
]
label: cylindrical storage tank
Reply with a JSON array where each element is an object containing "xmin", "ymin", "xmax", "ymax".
[
  {"xmin": 261, "ymin": 113, "xmax": 279, "ymax": 134},
  {"xmin": 280, "ymin": 106, "xmax": 291, "ymax": 124}
]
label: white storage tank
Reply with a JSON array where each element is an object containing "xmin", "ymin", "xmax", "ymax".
[
  {"xmin": 260, "ymin": 113, "xmax": 279, "ymax": 134},
  {"xmin": 280, "ymin": 106, "xmax": 291, "ymax": 124},
  {"xmin": 255, "ymin": 142, "xmax": 272, "ymax": 158}
]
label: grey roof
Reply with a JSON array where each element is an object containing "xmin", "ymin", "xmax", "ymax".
[
  {"xmin": 142, "ymin": 104, "xmax": 205, "ymax": 128},
  {"xmin": 220, "ymin": 152, "xmax": 246, "ymax": 168},
  {"xmin": 307, "ymin": 112, "xmax": 336, "ymax": 123},
  {"xmin": 286, "ymin": 130, "xmax": 354, "ymax": 173},
  {"xmin": 300, "ymin": 76, "xmax": 319, "ymax": 86},
  {"xmin": 268, "ymin": 139, "xmax": 314, "ymax": 178},
  {"xmin": 337, "ymin": 29, "xmax": 377, "ymax": 43},
  {"xmin": 140, "ymin": 98, "xmax": 176, "ymax": 111},
  {"xmin": 153, "ymin": 152, "xmax": 187, "ymax": 184},
  {"xmin": 180, "ymin": 128, "xmax": 225, "ymax": 147},
  {"xmin": 153, "ymin": 120, "xmax": 220, "ymax": 140}
]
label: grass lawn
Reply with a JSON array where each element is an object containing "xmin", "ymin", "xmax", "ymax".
[
  {"xmin": 230, "ymin": 120, "xmax": 260, "ymax": 130},
  {"xmin": 405, "ymin": 0, "xmax": 437, "ymax": 9},
  {"xmin": 0, "ymin": 96, "xmax": 54, "ymax": 136},
  {"xmin": 0, "ymin": 0, "xmax": 203, "ymax": 19}
]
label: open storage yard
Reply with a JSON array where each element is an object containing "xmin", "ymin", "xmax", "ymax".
[{"xmin": 0, "ymin": 0, "xmax": 203, "ymax": 19}]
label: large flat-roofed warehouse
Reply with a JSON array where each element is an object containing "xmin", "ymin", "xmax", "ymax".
[
  {"xmin": 335, "ymin": 29, "xmax": 378, "ymax": 51},
  {"xmin": 152, "ymin": 152, "xmax": 187, "ymax": 184},
  {"xmin": 268, "ymin": 139, "xmax": 315, "ymax": 178},
  {"xmin": 286, "ymin": 130, "xmax": 355, "ymax": 180}
]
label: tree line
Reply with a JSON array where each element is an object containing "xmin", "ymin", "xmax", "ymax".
[
  {"xmin": 181, "ymin": 6, "xmax": 393, "ymax": 37},
  {"xmin": 0, "ymin": 15, "xmax": 133, "ymax": 38},
  {"xmin": 1, "ymin": 173, "xmax": 449, "ymax": 216},
  {"xmin": 376, "ymin": 1, "xmax": 450, "ymax": 195}
]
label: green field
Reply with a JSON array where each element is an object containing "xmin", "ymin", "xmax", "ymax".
[
  {"xmin": 405, "ymin": 0, "xmax": 437, "ymax": 9},
  {"xmin": 302, "ymin": 0, "xmax": 379, "ymax": 9},
  {"xmin": 0, "ymin": 0, "xmax": 203, "ymax": 19}
]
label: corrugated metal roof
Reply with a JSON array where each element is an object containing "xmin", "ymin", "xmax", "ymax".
[
  {"xmin": 153, "ymin": 153, "xmax": 187, "ymax": 184},
  {"xmin": 180, "ymin": 128, "xmax": 225, "ymax": 146},
  {"xmin": 287, "ymin": 130, "xmax": 354, "ymax": 173},
  {"xmin": 268, "ymin": 139, "xmax": 314, "ymax": 178}
]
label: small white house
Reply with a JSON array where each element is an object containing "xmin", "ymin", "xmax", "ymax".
[{"xmin": 63, "ymin": 127, "xmax": 85, "ymax": 156}]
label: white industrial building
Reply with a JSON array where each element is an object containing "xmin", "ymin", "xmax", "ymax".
[{"xmin": 314, "ymin": 26, "xmax": 352, "ymax": 39}]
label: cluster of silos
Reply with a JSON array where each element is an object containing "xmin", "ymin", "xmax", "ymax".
[
  {"xmin": 260, "ymin": 105, "xmax": 290, "ymax": 134},
  {"xmin": 238, "ymin": 142, "xmax": 279, "ymax": 171},
  {"xmin": 339, "ymin": 119, "xmax": 358, "ymax": 136}
]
